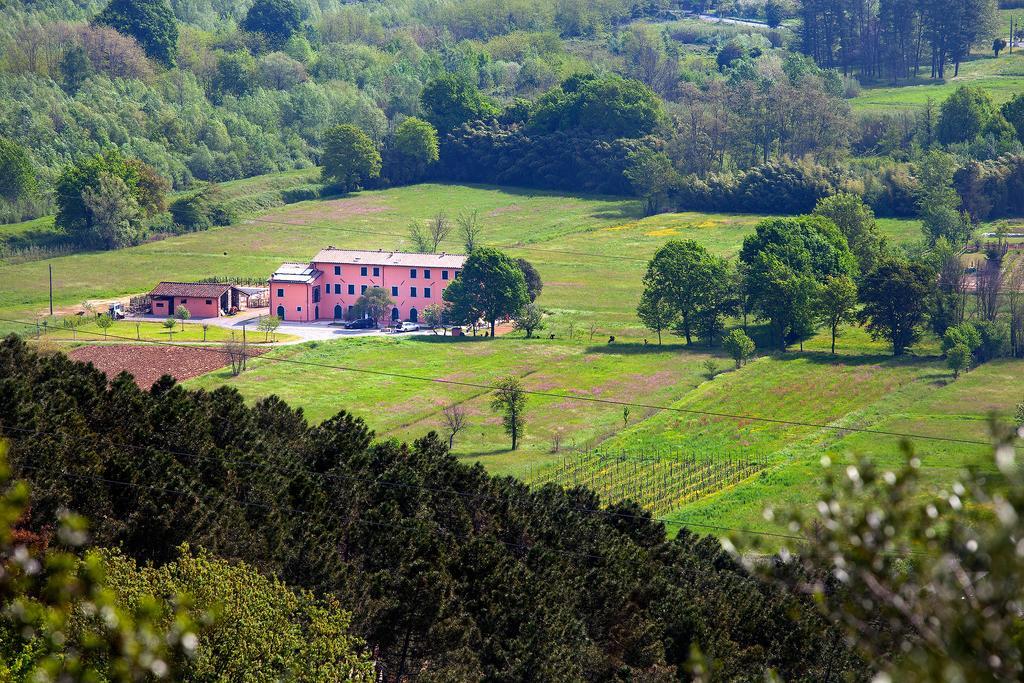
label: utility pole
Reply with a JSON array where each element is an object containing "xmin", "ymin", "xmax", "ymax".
[{"xmin": 48, "ymin": 264, "xmax": 53, "ymax": 316}]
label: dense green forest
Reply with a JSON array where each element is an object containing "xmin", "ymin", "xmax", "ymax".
[{"xmin": 2, "ymin": 0, "xmax": 1022, "ymax": 240}]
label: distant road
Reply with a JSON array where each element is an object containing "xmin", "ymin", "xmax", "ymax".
[{"xmin": 694, "ymin": 13, "xmax": 770, "ymax": 29}]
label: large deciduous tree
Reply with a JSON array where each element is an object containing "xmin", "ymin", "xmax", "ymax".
[
  {"xmin": 321, "ymin": 124, "xmax": 381, "ymax": 192},
  {"xmin": 420, "ymin": 74, "xmax": 499, "ymax": 133},
  {"xmin": 739, "ymin": 216, "xmax": 856, "ymax": 349},
  {"xmin": 528, "ymin": 74, "xmax": 666, "ymax": 138},
  {"xmin": 515, "ymin": 258, "xmax": 543, "ymax": 302},
  {"xmin": 95, "ymin": 0, "xmax": 178, "ymax": 66},
  {"xmin": 56, "ymin": 151, "xmax": 167, "ymax": 249},
  {"xmin": 0, "ymin": 137, "xmax": 37, "ymax": 203},
  {"xmin": 812, "ymin": 193, "xmax": 885, "ymax": 274},
  {"xmin": 937, "ymin": 86, "xmax": 1010, "ymax": 146},
  {"xmin": 385, "ymin": 117, "xmax": 439, "ymax": 185},
  {"xmin": 915, "ymin": 150, "xmax": 972, "ymax": 245},
  {"xmin": 442, "ymin": 248, "xmax": 528, "ymax": 337},
  {"xmin": 858, "ymin": 259, "xmax": 933, "ymax": 355},
  {"xmin": 241, "ymin": 0, "xmax": 302, "ymax": 47},
  {"xmin": 641, "ymin": 240, "xmax": 734, "ymax": 346}
]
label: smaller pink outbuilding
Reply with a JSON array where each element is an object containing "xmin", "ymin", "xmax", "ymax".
[
  {"xmin": 268, "ymin": 248, "xmax": 467, "ymax": 323},
  {"xmin": 149, "ymin": 282, "xmax": 248, "ymax": 319}
]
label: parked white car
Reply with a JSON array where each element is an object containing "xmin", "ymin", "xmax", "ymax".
[{"xmin": 397, "ymin": 321, "xmax": 420, "ymax": 332}]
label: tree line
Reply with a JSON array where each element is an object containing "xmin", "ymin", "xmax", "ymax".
[
  {"xmin": 0, "ymin": 335, "xmax": 864, "ymax": 680},
  {"xmin": 798, "ymin": 0, "xmax": 999, "ymax": 80},
  {"xmin": 637, "ymin": 192, "xmax": 1024, "ymax": 362}
]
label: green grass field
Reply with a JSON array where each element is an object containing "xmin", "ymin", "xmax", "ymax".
[
  {"xmin": 852, "ymin": 50, "xmax": 1024, "ymax": 112},
  {"xmin": 5, "ymin": 177, "xmax": 1014, "ymax": 540},
  {"xmin": 36, "ymin": 319, "xmax": 296, "ymax": 344}
]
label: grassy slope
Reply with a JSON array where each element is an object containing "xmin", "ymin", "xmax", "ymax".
[
  {"xmin": 673, "ymin": 357, "xmax": 1021, "ymax": 540},
  {"xmin": 851, "ymin": 51, "xmax": 1024, "ymax": 112},
  {"xmin": 186, "ymin": 335, "xmax": 714, "ymax": 477},
  {"xmin": 0, "ymin": 182, "xmax": 638, "ymax": 335},
  {"xmin": 8, "ymin": 178, "xmax": 1005, "ymax": 539}
]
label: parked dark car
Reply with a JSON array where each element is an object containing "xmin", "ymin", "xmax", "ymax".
[{"xmin": 344, "ymin": 318, "xmax": 377, "ymax": 330}]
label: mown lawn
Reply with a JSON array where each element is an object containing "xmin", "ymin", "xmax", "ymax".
[{"xmin": 34, "ymin": 319, "xmax": 296, "ymax": 344}]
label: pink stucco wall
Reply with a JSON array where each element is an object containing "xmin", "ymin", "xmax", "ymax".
[
  {"xmin": 269, "ymin": 262, "xmax": 461, "ymax": 323},
  {"xmin": 152, "ymin": 296, "xmax": 221, "ymax": 319}
]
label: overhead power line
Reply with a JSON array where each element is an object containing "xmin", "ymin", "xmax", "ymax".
[
  {"xmin": 5, "ymin": 424, "xmax": 916, "ymax": 553},
  {"xmin": 0, "ymin": 315, "xmax": 1008, "ymax": 449}
]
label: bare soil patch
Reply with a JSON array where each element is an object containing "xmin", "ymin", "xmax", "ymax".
[
  {"xmin": 486, "ymin": 204, "xmax": 522, "ymax": 217},
  {"xmin": 68, "ymin": 344, "xmax": 266, "ymax": 388},
  {"xmin": 279, "ymin": 196, "xmax": 391, "ymax": 221}
]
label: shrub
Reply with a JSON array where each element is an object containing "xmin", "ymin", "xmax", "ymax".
[
  {"xmin": 674, "ymin": 160, "xmax": 841, "ymax": 215},
  {"xmin": 974, "ymin": 319, "xmax": 1010, "ymax": 362}
]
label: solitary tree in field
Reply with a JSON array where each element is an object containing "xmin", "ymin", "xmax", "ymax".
[
  {"xmin": 442, "ymin": 248, "xmax": 528, "ymax": 337},
  {"xmin": 722, "ymin": 329, "xmax": 755, "ymax": 368},
  {"xmin": 491, "ymin": 376, "xmax": 527, "ymax": 450},
  {"xmin": 175, "ymin": 304, "xmax": 191, "ymax": 331},
  {"xmin": 258, "ymin": 314, "xmax": 281, "ymax": 341},
  {"xmin": 817, "ymin": 275, "xmax": 858, "ymax": 354},
  {"xmin": 513, "ymin": 304, "xmax": 544, "ymax": 338},
  {"xmin": 162, "ymin": 317, "xmax": 176, "ymax": 340},
  {"xmin": 947, "ymin": 343, "xmax": 971, "ymax": 379},
  {"xmin": 96, "ymin": 313, "xmax": 113, "ymax": 338},
  {"xmin": 321, "ymin": 125, "xmax": 381, "ymax": 192},
  {"xmin": 636, "ymin": 288, "xmax": 676, "ymax": 345},
  {"xmin": 442, "ymin": 403, "xmax": 468, "ymax": 450},
  {"xmin": 457, "ymin": 209, "xmax": 482, "ymax": 252}
]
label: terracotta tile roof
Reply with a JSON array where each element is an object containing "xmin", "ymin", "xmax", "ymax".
[
  {"xmin": 312, "ymin": 248, "xmax": 467, "ymax": 269},
  {"xmin": 150, "ymin": 282, "xmax": 233, "ymax": 298}
]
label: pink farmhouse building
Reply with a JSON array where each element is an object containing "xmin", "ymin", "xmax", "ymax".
[{"xmin": 269, "ymin": 248, "xmax": 467, "ymax": 323}]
